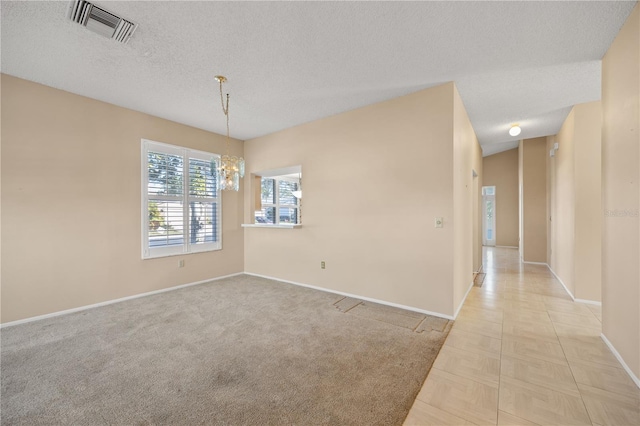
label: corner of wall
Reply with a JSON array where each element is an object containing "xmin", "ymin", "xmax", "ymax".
[
  {"xmin": 243, "ymin": 84, "xmax": 459, "ymax": 317},
  {"xmin": 601, "ymin": 2, "xmax": 640, "ymax": 379},
  {"xmin": 521, "ymin": 138, "xmax": 548, "ymax": 263},
  {"xmin": 451, "ymin": 83, "xmax": 482, "ymax": 313}
]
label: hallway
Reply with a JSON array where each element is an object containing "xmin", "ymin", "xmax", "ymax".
[{"xmin": 405, "ymin": 247, "xmax": 639, "ymax": 425}]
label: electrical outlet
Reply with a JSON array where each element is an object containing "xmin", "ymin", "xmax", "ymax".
[
  {"xmin": 179, "ymin": 260, "xmax": 185, "ymax": 268},
  {"xmin": 321, "ymin": 261, "xmax": 326, "ymax": 269}
]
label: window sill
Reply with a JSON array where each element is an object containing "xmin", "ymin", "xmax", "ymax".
[{"xmin": 241, "ymin": 224, "xmax": 302, "ymax": 229}]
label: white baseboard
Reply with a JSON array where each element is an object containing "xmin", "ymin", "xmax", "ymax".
[
  {"xmin": 601, "ymin": 333, "xmax": 640, "ymax": 389},
  {"xmin": 546, "ymin": 266, "xmax": 602, "ymax": 305},
  {"xmin": 574, "ymin": 298, "xmax": 602, "ymax": 306},
  {"xmin": 453, "ymin": 280, "xmax": 475, "ymax": 320},
  {"xmin": 244, "ymin": 272, "xmax": 454, "ymax": 320},
  {"xmin": 0, "ymin": 272, "xmax": 244, "ymax": 329},
  {"xmin": 523, "ymin": 260, "xmax": 548, "ymax": 265},
  {"xmin": 546, "ymin": 265, "xmax": 576, "ymax": 301},
  {"xmin": 0, "ymin": 271, "xmax": 483, "ymax": 328},
  {"xmin": 495, "ymin": 245, "xmax": 518, "ymax": 249}
]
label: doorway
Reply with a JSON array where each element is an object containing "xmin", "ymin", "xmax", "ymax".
[{"xmin": 482, "ymin": 186, "xmax": 496, "ymax": 246}]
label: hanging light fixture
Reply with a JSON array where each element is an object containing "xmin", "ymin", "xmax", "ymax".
[{"xmin": 213, "ymin": 75, "xmax": 244, "ymax": 191}]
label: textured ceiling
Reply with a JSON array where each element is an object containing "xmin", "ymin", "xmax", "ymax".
[{"xmin": 1, "ymin": 1, "xmax": 636, "ymax": 156}]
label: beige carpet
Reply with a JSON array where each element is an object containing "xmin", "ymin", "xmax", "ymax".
[{"xmin": 1, "ymin": 275, "xmax": 451, "ymax": 425}]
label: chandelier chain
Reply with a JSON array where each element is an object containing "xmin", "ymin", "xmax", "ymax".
[
  {"xmin": 218, "ymin": 79, "xmax": 229, "ymax": 117},
  {"xmin": 218, "ymin": 79, "xmax": 231, "ymax": 156}
]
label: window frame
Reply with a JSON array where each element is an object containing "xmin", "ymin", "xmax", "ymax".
[
  {"xmin": 256, "ymin": 176, "xmax": 300, "ymax": 225},
  {"xmin": 141, "ymin": 139, "xmax": 222, "ymax": 259}
]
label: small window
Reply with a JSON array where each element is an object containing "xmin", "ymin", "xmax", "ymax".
[
  {"xmin": 142, "ymin": 139, "xmax": 221, "ymax": 258},
  {"xmin": 482, "ymin": 186, "xmax": 495, "ymax": 196},
  {"xmin": 255, "ymin": 176, "xmax": 300, "ymax": 225}
]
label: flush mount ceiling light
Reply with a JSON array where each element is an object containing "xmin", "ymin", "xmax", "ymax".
[
  {"xmin": 213, "ymin": 75, "xmax": 245, "ymax": 191},
  {"xmin": 509, "ymin": 124, "xmax": 522, "ymax": 137}
]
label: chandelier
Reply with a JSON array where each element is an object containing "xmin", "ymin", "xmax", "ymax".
[{"xmin": 213, "ymin": 75, "xmax": 245, "ymax": 191}]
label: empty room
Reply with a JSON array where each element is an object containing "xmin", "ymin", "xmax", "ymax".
[{"xmin": 1, "ymin": 1, "xmax": 639, "ymax": 425}]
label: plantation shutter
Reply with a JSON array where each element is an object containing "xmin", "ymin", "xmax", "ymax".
[{"xmin": 142, "ymin": 140, "xmax": 221, "ymax": 258}]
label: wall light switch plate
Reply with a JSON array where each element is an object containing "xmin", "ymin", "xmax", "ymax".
[{"xmin": 435, "ymin": 217, "xmax": 443, "ymax": 228}]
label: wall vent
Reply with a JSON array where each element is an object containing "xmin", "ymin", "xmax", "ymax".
[{"xmin": 68, "ymin": 1, "xmax": 137, "ymax": 44}]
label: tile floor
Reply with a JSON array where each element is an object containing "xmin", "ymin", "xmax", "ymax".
[{"xmin": 404, "ymin": 247, "xmax": 640, "ymax": 426}]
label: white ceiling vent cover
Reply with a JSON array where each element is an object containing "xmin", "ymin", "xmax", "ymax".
[{"xmin": 68, "ymin": 1, "xmax": 137, "ymax": 44}]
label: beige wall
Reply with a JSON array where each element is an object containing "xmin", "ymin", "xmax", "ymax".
[
  {"xmin": 546, "ymin": 136, "xmax": 554, "ymax": 265},
  {"xmin": 473, "ymin": 141, "xmax": 483, "ymax": 274},
  {"xmin": 550, "ymin": 110, "xmax": 576, "ymax": 292},
  {"xmin": 482, "ymin": 148, "xmax": 519, "ymax": 247},
  {"xmin": 243, "ymin": 82, "xmax": 481, "ymax": 318},
  {"xmin": 547, "ymin": 102, "xmax": 602, "ymax": 301},
  {"xmin": 1, "ymin": 75, "xmax": 245, "ymax": 323},
  {"xmin": 453, "ymin": 85, "xmax": 483, "ymax": 312},
  {"xmin": 574, "ymin": 102, "xmax": 602, "ymax": 302},
  {"xmin": 518, "ymin": 141, "xmax": 524, "ymax": 255},
  {"xmin": 521, "ymin": 137, "xmax": 548, "ymax": 263},
  {"xmin": 601, "ymin": 4, "xmax": 639, "ymax": 379}
]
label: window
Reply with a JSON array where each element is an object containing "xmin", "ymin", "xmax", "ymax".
[
  {"xmin": 482, "ymin": 186, "xmax": 495, "ymax": 196},
  {"xmin": 255, "ymin": 177, "xmax": 300, "ymax": 225},
  {"xmin": 142, "ymin": 139, "xmax": 221, "ymax": 258}
]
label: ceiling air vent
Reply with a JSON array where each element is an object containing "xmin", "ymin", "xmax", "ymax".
[{"xmin": 68, "ymin": 1, "xmax": 137, "ymax": 44}]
